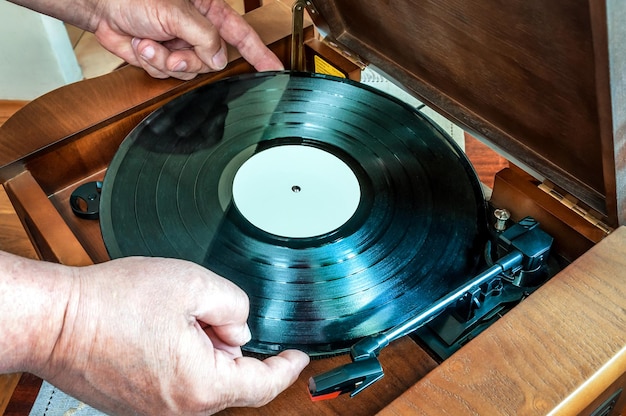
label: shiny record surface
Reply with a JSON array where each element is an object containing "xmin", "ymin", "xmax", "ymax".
[{"xmin": 100, "ymin": 71, "xmax": 488, "ymax": 357}]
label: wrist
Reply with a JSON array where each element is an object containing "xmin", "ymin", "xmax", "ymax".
[
  {"xmin": 7, "ymin": 0, "xmax": 102, "ymax": 32},
  {"xmin": 0, "ymin": 251, "xmax": 74, "ymax": 375}
]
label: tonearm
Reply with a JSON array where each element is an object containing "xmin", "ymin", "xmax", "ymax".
[{"xmin": 309, "ymin": 216, "xmax": 553, "ymax": 401}]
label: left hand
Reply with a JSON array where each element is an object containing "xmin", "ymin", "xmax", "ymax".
[{"xmin": 33, "ymin": 256, "xmax": 309, "ymax": 415}]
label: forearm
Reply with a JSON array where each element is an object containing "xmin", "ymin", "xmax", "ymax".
[
  {"xmin": 0, "ymin": 250, "xmax": 72, "ymax": 375},
  {"xmin": 7, "ymin": 0, "xmax": 101, "ymax": 31}
]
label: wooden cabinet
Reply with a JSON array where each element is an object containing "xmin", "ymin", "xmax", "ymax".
[{"xmin": 1, "ymin": 1, "xmax": 624, "ymax": 415}]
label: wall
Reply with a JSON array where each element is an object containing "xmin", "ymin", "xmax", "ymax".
[{"xmin": 0, "ymin": 2, "xmax": 82, "ymax": 100}]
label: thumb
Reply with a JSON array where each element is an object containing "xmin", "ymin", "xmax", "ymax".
[
  {"xmin": 223, "ymin": 350, "xmax": 311, "ymax": 408},
  {"xmin": 171, "ymin": 2, "xmax": 282, "ymax": 71}
]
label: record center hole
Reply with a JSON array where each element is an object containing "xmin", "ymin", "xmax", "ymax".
[{"xmin": 291, "ymin": 185, "xmax": 301, "ymax": 193}]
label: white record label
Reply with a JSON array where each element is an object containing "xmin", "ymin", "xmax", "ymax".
[{"xmin": 232, "ymin": 145, "xmax": 361, "ymax": 238}]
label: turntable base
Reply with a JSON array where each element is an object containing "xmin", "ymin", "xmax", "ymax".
[
  {"xmin": 1, "ymin": 170, "xmax": 624, "ymax": 416},
  {"xmin": 1, "ymin": 0, "xmax": 625, "ymax": 411},
  {"xmin": 382, "ymin": 226, "xmax": 626, "ymax": 415}
]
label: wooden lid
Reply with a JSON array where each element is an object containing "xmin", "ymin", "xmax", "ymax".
[{"xmin": 309, "ymin": 0, "xmax": 626, "ymax": 227}]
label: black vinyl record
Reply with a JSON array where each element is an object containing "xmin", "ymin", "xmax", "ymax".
[{"xmin": 100, "ymin": 71, "xmax": 488, "ymax": 357}]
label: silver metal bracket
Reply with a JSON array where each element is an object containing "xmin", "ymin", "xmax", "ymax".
[{"xmin": 291, "ymin": 0, "xmax": 308, "ymax": 71}]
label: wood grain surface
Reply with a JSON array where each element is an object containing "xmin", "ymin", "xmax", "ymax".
[
  {"xmin": 2, "ymin": 2, "xmax": 625, "ymax": 413},
  {"xmin": 380, "ymin": 227, "xmax": 626, "ymax": 415},
  {"xmin": 464, "ymin": 132, "xmax": 508, "ymax": 190},
  {"xmin": 310, "ymin": 0, "xmax": 626, "ymax": 226},
  {"xmin": 0, "ymin": 373, "xmax": 20, "ymax": 416},
  {"xmin": 0, "ymin": 101, "xmax": 27, "ymax": 130},
  {"xmin": 0, "ymin": 100, "xmax": 37, "ymax": 416},
  {"xmin": 0, "ymin": 3, "xmax": 301, "ymax": 411},
  {"xmin": 0, "ymin": 100, "xmax": 513, "ymax": 415}
]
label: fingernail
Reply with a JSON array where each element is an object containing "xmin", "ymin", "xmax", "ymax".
[
  {"xmin": 242, "ymin": 324, "xmax": 252, "ymax": 343},
  {"xmin": 212, "ymin": 47, "xmax": 227, "ymax": 70},
  {"xmin": 131, "ymin": 37, "xmax": 140, "ymax": 49},
  {"xmin": 141, "ymin": 46, "xmax": 155, "ymax": 60},
  {"xmin": 172, "ymin": 61, "xmax": 187, "ymax": 72}
]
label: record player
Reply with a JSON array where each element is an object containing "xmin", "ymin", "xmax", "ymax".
[{"xmin": 1, "ymin": 1, "xmax": 625, "ymax": 415}]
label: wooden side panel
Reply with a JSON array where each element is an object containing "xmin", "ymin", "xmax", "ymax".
[
  {"xmin": 0, "ymin": 373, "xmax": 20, "ymax": 415},
  {"xmin": 310, "ymin": 0, "xmax": 626, "ymax": 225},
  {"xmin": 2, "ymin": 374, "xmax": 42, "ymax": 416},
  {"xmin": 0, "ymin": 101, "xmax": 28, "ymax": 127},
  {"xmin": 490, "ymin": 167, "xmax": 608, "ymax": 262},
  {"xmin": 602, "ymin": 0, "xmax": 626, "ymax": 227},
  {"xmin": 4, "ymin": 171, "xmax": 93, "ymax": 266},
  {"xmin": 558, "ymin": 355, "xmax": 626, "ymax": 416},
  {"xmin": 380, "ymin": 227, "xmax": 626, "ymax": 415}
]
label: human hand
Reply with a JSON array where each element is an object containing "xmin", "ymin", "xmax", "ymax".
[
  {"xmin": 33, "ymin": 257, "xmax": 309, "ymax": 415},
  {"xmin": 90, "ymin": 0, "xmax": 284, "ymax": 79},
  {"xmin": 9, "ymin": 0, "xmax": 283, "ymax": 79}
]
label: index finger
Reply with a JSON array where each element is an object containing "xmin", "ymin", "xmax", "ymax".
[
  {"xmin": 172, "ymin": 1, "xmax": 283, "ymax": 71},
  {"xmin": 211, "ymin": 7, "xmax": 284, "ymax": 71}
]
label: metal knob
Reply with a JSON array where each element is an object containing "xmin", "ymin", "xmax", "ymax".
[{"xmin": 493, "ymin": 208, "xmax": 511, "ymax": 232}]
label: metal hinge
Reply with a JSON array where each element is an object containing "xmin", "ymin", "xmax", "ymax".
[
  {"xmin": 538, "ymin": 180, "xmax": 613, "ymax": 235},
  {"xmin": 291, "ymin": 1, "xmax": 367, "ymax": 70},
  {"xmin": 322, "ymin": 38, "xmax": 367, "ymax": 69}
]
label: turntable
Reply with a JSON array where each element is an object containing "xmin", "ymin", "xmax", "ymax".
[{"xmin": 1, "ymin": 1, "xmax": 625, "ymax": 415}]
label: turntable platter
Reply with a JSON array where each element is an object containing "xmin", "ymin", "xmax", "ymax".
[{"xmin": 99, "ymin": 71, "xmax": 487, "ymax": 356}]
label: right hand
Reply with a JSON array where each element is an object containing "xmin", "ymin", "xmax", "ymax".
[{"xmin": 90, "ymin": 0, "xmax": 284, "ymax": 79}]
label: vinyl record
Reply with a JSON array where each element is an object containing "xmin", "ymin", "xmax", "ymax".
[{"xmin": 100, "ymin": 71, "xmax": 488, "ymax": 357}]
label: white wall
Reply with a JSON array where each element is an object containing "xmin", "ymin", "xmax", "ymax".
[{"xmin": 0, "ymin": 2, "xmax": 83, "ymax": 100}]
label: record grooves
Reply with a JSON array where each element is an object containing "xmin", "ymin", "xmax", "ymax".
[{"xmin": 100, "ymin": 71, "xmax": 488, "ymax": 357}]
